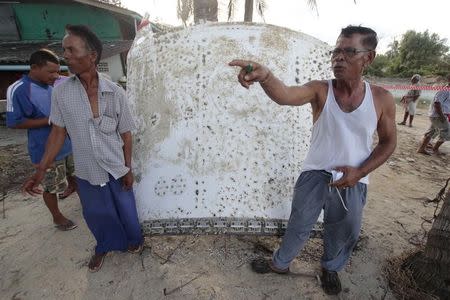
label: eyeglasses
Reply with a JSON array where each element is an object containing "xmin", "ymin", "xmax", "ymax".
[{"xmin": 330, "ymin": 47, "xmax": 373, "ymax": 58}]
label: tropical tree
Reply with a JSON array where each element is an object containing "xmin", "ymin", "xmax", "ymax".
[
  {"xmin": 177, "ymin": 0, "xmax": 318, "ymax": 25},
  {"xmin": 391, "ymin": 30, "xmax": 448, "ymax": 76},
  {"xmin": 365, "ymin": 54, "xmax": 390, "ymax": 77},
  {"xmin": 227, "ymin": 0, "xmax": 268, "ymax": 22},
  {"xmin": 387, "ymin": 180, "xmax": 450, "ymax": 299},
  {"xmin": 366, "ymin": 30, "xmax": 449, "ymax": 77},
  {"xmin": 177, "ymin": 0, "xmax": 218, "ymax": 26}
]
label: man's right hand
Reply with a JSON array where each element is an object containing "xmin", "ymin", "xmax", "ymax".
[
  {"xmin": 228, "ymin": 60, "xmax": 271, "ymax": 89},
  {"xmin": 22, "ymin": 169, "xmax": 46, "ymax": 196},
  {"xmin": 229, "ymin": 59, "xmax": 319, "ymax": 108}
]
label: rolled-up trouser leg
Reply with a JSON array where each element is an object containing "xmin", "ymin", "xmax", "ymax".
[
  {"xmin": 321, "ymin": 182, "xmax": 367, "ymax": 271},
  {"xmin": 272, "ymin": 171, "xmax": 330, "ymax": 270}
]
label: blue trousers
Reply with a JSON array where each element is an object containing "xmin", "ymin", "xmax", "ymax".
[
  {"xmin": 272, "ymin": 170, "xmax": 367, "ymax": 272},
  {"xmin": 76, "ymin": 175, "xmax": 143, "ymax": 254}
]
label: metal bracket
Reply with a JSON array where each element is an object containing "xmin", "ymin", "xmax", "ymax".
[{"xmin": 142, "ymin": 218, "xmax": 323, "ymax": 237}]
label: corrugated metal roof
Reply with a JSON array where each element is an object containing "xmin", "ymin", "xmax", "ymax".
[
  {"xmin": 0, "ymin": 0, "xmax": 142, "ymax": 20},
  {"xmin": 0, "ymin": 40, "xmax": 133, "ymax": 64},
  {"xmin": 73, "ymin": 0, "xmax": 142, "ymax": 20}
]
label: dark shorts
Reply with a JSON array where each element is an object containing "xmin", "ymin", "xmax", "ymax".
[{"xmin": 424, "ymin": 117, "xmax": 450, "ymax": 141}]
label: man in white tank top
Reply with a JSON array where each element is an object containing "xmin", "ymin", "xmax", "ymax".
[{"xmin": 230, "ymin": 25, "xmax": 396, "ymax": 295}]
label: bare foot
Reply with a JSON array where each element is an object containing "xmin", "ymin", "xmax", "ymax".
[
  {"xmin": 53, "ymin": 214, "xmax": 70, "ymax": 226},
  {"xmin": 88, "ymin": 252, "xmax": 107, "ymax": 272},
  {"xmin": 58, "ymin": 185, "xmax": 76, "ymax": 199}
]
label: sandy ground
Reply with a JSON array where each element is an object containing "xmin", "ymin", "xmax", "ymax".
[{"xmin": 0, "ymin": 106, "xmax": 449, "ymax": 300}]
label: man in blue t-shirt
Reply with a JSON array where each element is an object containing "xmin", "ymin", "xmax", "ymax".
[{"xmin": 6, "ymin": 49, "xmax": 77, "ymax": 231}]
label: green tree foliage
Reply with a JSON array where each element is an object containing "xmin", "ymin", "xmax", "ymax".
[
  {"xmin": 366, "ymin": 30, "xmax": 449, "ymax": 77},
  {"xmin": 366, "ymin": 54, "xmax": 389, "ymax": 77}
]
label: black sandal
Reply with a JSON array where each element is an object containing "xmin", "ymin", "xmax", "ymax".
[
  {"xmin": 320, "ymin": 268, "xmax": 342, "ymax": 295},
  {"xmin": 251, "ymin": 257, "xmax": 289, "ymax": 274}
]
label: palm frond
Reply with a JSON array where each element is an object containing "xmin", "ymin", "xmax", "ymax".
[
  {"xmin": 306, "ymin": 0, "xmax": 318, "ymax": 15},
  {"xmin": 256, "ymin": 0, "xmax": 266, "ymax": 22},
  {"xmin": 227, "ymin": 0, "xmax": 237, "ymax": 21},
  {"xmin": 177, "ymin": 0, "xmax": 193, "ymax": 26}
]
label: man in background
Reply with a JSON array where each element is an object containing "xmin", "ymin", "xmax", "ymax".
[
  {"xmin": 398, "ymin": 74, "xmax": 421, "ymax": 127},
  {"xmin": 417, "ymin": 74, "xmax": 450, "ymax": 155},
  {"xmin": 6, "ymin": 49, "xmax": 77, "ymax": 231}
]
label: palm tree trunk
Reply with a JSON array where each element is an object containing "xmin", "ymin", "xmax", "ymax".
[
  {"xmin": 193, "ymin": 0, "xmax": 218, "ymax": 24},
  {"xmin": 244, "ymin": 0, "xmax": 253, "ymax": 22},
  {"xmin": 402, "ymin": 186, "xmax": 450, "ymax": 299}
]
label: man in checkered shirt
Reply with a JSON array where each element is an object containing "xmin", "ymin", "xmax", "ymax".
[{"xmin": 23, "ymin": 25, "xmax": 143, "ymax": 272}]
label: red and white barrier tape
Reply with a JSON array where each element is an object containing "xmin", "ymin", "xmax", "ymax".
[{"xmin": 378, "ymin": 85, "xmax": 450, "ymax": 91}]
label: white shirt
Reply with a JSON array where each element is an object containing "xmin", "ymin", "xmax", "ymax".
[
  {"xmin": 50, "ymin": 74, "xmax": 135, "ymax": 185},
  {"xmin": 301, "ymin": 80, "xmax": 378, "ymax": 184}
]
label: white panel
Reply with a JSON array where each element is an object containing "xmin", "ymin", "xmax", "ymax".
[{"xmin": 127, "ymin": 23, "xmax": 332, "ymax": 232}]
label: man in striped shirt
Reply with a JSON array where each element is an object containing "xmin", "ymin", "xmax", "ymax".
[{"xmin": 23, "ymin": 25, "xmax": 143, "ymax": 272}]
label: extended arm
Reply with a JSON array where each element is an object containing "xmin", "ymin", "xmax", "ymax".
[{"xmin": 228, "ymin": 59, "xmax": 318, "ymax": 106}]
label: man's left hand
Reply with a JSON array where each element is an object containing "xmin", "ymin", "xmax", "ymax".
[
  {"xmin": 121, "ymin": 170, "xmax": 134, "ymax": 190},
  {"xmin": 329, "ymin": 166, "xmax": 364, "ymax": 189}
]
